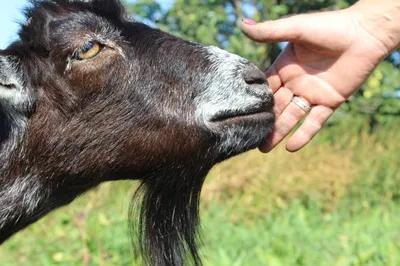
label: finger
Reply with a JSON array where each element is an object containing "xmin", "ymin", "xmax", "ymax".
[
  {"xmin": 272, "ymin": 86, "xmax": 293, "ymax": 117},
  {"xmin": 258, "ymin": 99, "xmax": 309, "ymax": 153},
  {"xmin": 265, "ymin": 65, "xmax": 282, "ymax": 93},
  {"xmin": 265, "ymin": 61, "xmax": 293, "ymax": 116},
  {"xmin": 240, "ymin": 16, "xmax": 304, "ymax": 43},
  {"xmin": 286, "ymin": 106, "xmax": 334, "ymax": 152}
]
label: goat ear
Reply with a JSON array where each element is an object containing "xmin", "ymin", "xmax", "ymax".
[
  {"xmin": 88, "ymin": 0, "xmax": 128, "ymax": 18},
  {"xmin": 0, "ymin": 55, "xmax": 31, "ymax": 113}
]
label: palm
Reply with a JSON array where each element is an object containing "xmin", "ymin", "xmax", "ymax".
[
  {"xmin": 271, "ymin": 43, "xmax": 347, "ymax": 113},
  {"xmin": 241, "ymin": 9, "xmax": 387, "ymax": 152}
]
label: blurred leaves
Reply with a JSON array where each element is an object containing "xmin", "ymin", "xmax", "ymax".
[{"xmin": 127, "ymin": 0, "xmax": 348, "ymax": 67}]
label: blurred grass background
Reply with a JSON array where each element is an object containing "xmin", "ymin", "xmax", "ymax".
[
  {"xmin": 1, "ymin": 0, "xmax": 400, "ymax": 265},
  {"xmin": 1, "ymin": 113, "xmax": 399, "ymax": 266}
]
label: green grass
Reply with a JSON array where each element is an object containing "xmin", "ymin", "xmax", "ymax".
[
  {"xmin": 0, "ymin": 115, "xmax": 399, "ymax": 266},
  {"xmin": 1, "ymin": 194, "xmax": 399, "ymax": 266},
  {"xmin": 202, "ymin": 200, "xmax": 400, "ymax": 266}
]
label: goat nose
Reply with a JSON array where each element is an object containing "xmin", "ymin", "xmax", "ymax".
[
  {"xmin": 242, "ymin": 64, "xmax": 269, "ymax": 97},
  {"xmin": 242, "ymin": 64, "xmax": 267, "ymax": 85}
]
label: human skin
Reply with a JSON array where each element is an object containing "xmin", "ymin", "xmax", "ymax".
[{"xmin": 240, "ymin": 0, "xmax": 400, "ymax": 152}]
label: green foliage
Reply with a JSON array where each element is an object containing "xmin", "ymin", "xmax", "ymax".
[{"xmin": 351, "ymin": 62, "xmax": 400, "ymax": 116}]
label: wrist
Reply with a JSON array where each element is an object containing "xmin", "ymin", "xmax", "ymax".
[{"xmin": 347, "ymin": 0, "xmax": 400, "ymax": 54}]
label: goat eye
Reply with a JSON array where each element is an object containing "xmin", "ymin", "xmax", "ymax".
[{"xmin": 74, "ymin": 41, "xmax": 102, "ymax": 60}]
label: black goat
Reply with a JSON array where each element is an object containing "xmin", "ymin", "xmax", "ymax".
[{"xmin": 0, "ymin": 0, "xmax": 274, "ymax": 265}]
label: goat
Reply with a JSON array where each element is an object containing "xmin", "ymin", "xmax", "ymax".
[{"xmin": 0, "ymin": 0, "xmax": 274, "ymax": 265}]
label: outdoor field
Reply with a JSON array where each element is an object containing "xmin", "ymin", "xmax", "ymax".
[{"xmin": 0, "ymin": 0, "xmax": 399, "ymax": 265}]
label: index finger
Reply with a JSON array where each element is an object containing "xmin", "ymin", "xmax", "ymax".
[{"xmin": 240, "ymin": 17, "xmax": 303, "ymax": 43}]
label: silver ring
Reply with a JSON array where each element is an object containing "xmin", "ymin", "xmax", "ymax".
[{"xmin": 291, "ymin": 96, "xmax": 311, "ymax": 113}]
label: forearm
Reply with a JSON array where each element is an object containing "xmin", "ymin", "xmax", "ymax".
[{"xmin": 348, "ymin": 0, "xmax": 400, "ymax": 54}]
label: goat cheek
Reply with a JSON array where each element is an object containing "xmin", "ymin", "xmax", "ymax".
[
  {"xmin": 68, "ymin": 73, "xmax": 103, "ymax": 95},
  {"xmin": 68, "ymin": 54, "xmax": 122, "ymax": 94}
]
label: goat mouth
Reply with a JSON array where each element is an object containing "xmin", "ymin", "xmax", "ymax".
[{"xmin": 210, "ymin": 104, "xmax": 274, "ymax": 124}]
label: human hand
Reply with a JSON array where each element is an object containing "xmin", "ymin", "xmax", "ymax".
[{"xmin": 240, "ymin": 1, "xmax": 400, "ymax": 152}]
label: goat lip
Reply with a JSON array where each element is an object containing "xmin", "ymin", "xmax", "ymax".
[{"xmin": 210, "ymin": 107, "xmax": 274, "ymax": 124}]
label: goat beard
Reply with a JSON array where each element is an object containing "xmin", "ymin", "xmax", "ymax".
[{"xmin": 129, "ymin": 164, "xmax": 212, "ymax": 266}]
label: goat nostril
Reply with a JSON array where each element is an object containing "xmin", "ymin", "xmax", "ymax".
[
  {"xmin": 241, "ymin": 65, "xmax": 271, "ymax": 99},
  {"xmin": 242, "ymin": 66, "xmax": 267, "ymax": 86},
  {"xmin": 245, "ymin": 77, "xmax": 266, "ymax": 85}
]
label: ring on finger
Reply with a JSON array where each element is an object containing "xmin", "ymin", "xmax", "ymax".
[{"xmin": 291, "ymin": 96, "xmax": 311, "ymax": 113}]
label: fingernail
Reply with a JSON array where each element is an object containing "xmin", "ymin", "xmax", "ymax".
[
  {"xmin": 242, "ymin": 18, "xmax": 257, "ymax": 25},
  {"xmin": 258, "ymin": 139, "xmax": 271, "ymax": 153}
]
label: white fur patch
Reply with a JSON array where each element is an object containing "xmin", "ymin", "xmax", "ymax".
[
  {"xmin": 0, "ymin": 56, "xmax": 31, "ymax": 169},
  {"xmin": 195, "ymin": 46, "xmax": 271, "ymax": 126},
  {"xmin": 195, "ymin": 46, "xmax": 273, "ymax": 153},
  {"xmin": 0, "ymin": 56, "xmax": 31, "ymax": 112},
  {"xmin": 0, "ymin": 175, "xmax": 45, "ymax": 229}
]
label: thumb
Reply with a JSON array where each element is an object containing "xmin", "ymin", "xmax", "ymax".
[{"xmin": 240, "ymin": 16, "xmax": 304, "ymax": 43}]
